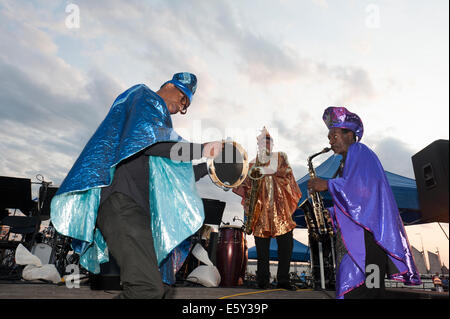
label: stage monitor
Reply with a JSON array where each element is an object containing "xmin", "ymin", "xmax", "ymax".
[
  {"xmin": 202, "ymin": 198, "xmax": 226, "ymax": 225},
  {"xmin": 411, "ymin": 139, "xmax": 449, "ymax": 223},
  {"xmin": 0, "ymin": 176, "xmax": 34, "ymax": 214}
]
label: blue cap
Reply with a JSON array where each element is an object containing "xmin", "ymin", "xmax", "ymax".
[{"xmin": 161, "ymin": 72, "xmax": 197, "ymax": 105}]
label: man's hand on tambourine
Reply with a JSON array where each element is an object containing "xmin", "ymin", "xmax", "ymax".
[{"xmin": 202, "ymin": 141, "xmax": 223, "ymax": 158}]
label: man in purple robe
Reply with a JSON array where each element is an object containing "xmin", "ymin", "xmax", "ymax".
[{"xmin": 308, "ymin": 106, "xmax": 421, "ymax": 299}]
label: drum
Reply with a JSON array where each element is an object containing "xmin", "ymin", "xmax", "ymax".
[
  {"xmin": 216, "ymin": 225, "xmax": 247, "ymax": 287},
  {"xmin": 207, "ymin": 140, "xmax": 249, "ymax": 191}
]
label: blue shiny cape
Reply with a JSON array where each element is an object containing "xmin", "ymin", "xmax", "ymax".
[
  {"xmin": 50, "ymin": 84, "xmax": 204, "ymax": 279},
  {"xmin": 327, "ymin": 143, "xmax": 421, "ymax": 299}
]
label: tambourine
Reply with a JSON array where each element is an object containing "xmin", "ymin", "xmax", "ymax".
[{"xmin": 207, "ymin": 140, "xmax": 249, "ymax": 191}]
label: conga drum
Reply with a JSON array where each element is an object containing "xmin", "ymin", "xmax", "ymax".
[{"xmin": 216, "ymin": 225, "xmax": 247, "ymax": 287}]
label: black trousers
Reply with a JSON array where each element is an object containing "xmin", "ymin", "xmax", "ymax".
[
  {"xmin": 96, "ymin": 192, "xmax": 165, "ymax": 299},
  {"xmin": 254, "ymin": 230, "xmax": 293, "ymax": 285},
  {"xmin": 344, "ymin": 230, "xmax": 387, "ymax": 299}
]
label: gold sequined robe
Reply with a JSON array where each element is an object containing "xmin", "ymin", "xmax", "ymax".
[{"xmin": 233, "ymin": 152, "xmax": 302, "ymax": 238}]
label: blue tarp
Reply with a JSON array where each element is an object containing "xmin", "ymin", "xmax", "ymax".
[
  {"xmin": 247, "ymin": 238, "xmax": 310, "ymax": 262},
  {"xmin": 294, "ymin": 154, "xmax": 423, "ymax": 227}
]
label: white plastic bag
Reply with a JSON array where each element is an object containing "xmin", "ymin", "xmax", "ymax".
[
  {"xmin": 15, "ymin": 243, "xmax": 42, "ymax": 266},
  {"xmin": 21, "ymin": 264, "xmax": 62, "ymax": 284},
  {"xmin": 186, "ymin": 243, "xmax": 221, "ymax": 287},
  {"xmin": 15, "ymin": 244, "xmax": 62, "ymax": 284}
]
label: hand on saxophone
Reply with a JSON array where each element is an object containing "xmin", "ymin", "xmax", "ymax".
[
  {"xmin": 249, "ymin": 166, "xmax": 263, "ymax": 179},
  {"xmin": 307, "ymin": 177, "xmax": 328, "ymax": 193}
]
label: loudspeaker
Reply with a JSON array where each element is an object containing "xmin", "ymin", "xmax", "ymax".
[
  {"xmin": 0, "ymin": 176, "xmax": 34, "ymax": 214},
  {"xmin": 201, "ymin": 198, "xmax": 226, "ymax": 225},
  {"xmin": 38, "ymin": 186, "xmax": 59, "ymax": 221},
  {"xmin": 412, "ymin": 140, "xmax": 449, "ymax": 223}
]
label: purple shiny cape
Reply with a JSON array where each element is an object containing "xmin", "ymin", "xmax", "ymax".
[{"xmin": 327, "ymin": 143, "xmax": 421, "ymax": 298}]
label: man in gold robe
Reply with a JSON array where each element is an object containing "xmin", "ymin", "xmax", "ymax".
[{"xmin": 233, "ymin": 128, "xmax": 302, "ymax": 290}]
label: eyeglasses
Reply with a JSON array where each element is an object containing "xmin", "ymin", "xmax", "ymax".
[{"xmin": 176, "ymin": 88, "xmax": 189, "ymax": 114}]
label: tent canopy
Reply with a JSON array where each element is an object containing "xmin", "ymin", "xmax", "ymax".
[
  {"xmin": 294, "ymin": 154, "xmax": 423, "ymax": 227},
  {"xmin": 248, "ymin": 238, "xmax": 310, "ymax": 262}
]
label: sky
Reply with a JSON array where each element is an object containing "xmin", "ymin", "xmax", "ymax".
[{"xmin": 0, "ymin": 0, "xmax": 448, "ymax": 268}]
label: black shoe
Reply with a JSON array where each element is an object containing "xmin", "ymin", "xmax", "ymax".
[{"xmin": 276, "ymin": 282, "xmax": 297, "ymax": 291}]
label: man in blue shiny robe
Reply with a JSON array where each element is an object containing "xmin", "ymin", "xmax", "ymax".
[
  {"xmin": 308, "ymin": 106, "xmax": 421, "ymax": 299},
  {"xmin": 50, "ymin": 73, "xmax": 221, "ymax": 298}
]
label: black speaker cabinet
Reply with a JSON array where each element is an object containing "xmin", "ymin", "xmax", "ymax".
[
  {"xmin": 411, "ymin": 140, "xmax": 449, "ymax": 223},
  {"xmin": 0, "ymin": 176, "xmax": 33, "ymax": 214},
  {"xmin": 201, "ymin": 198, "xmax": 226, "ymax": 225},
  {"xmin": 38, "ymin": 186, "xmax": 59, "ymax": 221}
]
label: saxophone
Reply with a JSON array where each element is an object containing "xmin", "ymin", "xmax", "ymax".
[
  {"xmin": 244, "ymin": 155, "xmax": 264, "ymax": 235},
  {"xmin": 307, "ymin": 147, "xmax": 334, "ymax": 237},
  {"xmin": 306, "ymin": 147, "xmax": 336, "ymax": 290}
]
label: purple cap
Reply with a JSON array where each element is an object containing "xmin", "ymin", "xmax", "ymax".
[{"xmin": 322, "ymin": 106, "xmax": 364, "ymax": 141}]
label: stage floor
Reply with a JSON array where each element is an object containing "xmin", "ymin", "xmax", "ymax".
[
  {"xmin": 0, "ymin": 280, "xmax": 447, "ymax": 299},
  {"xmin": 0, "ymin": 281, "xmax": 331, "ymax": 299}
]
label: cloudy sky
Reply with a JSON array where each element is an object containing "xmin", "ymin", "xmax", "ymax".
[{"xmin": 0, "ymin": 0, "xmax": 448, "ymax": 266}]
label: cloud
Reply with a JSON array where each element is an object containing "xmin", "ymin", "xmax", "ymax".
[
  {"xmin": 311, "ymin": 0, "xmax": 329, "ymax": 9},
  {"xmin": 366, "ymin": 136, "xmax": 417, "ymax": 178},
  {"xmin": 78, "ymin": 0, "xmax": 307, "ymax": 83},
  {"xmin": 333, "ymin": 66, "xmax": 375, "ymax": 101},
  {"xmin": 0, "ymin": 58, "xmax": 124, "ymax": 186},
  {"xmin": 0, "ymin": 0, "xmax": 376, "ymax": 198},
  {"xmin": 235, "ymin": 34, "xmax": 307, "ymax": 82},
  {"xmin": 0, "ymin": 5, "xmax": 125, "ymax": 189},
  {"xmin": 315, "ymin": 63, "xmax": 376, "ymax": 103},
  {"xmin": 0, "ymin": 56, "xmax": 120, "ymax": 134}
]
